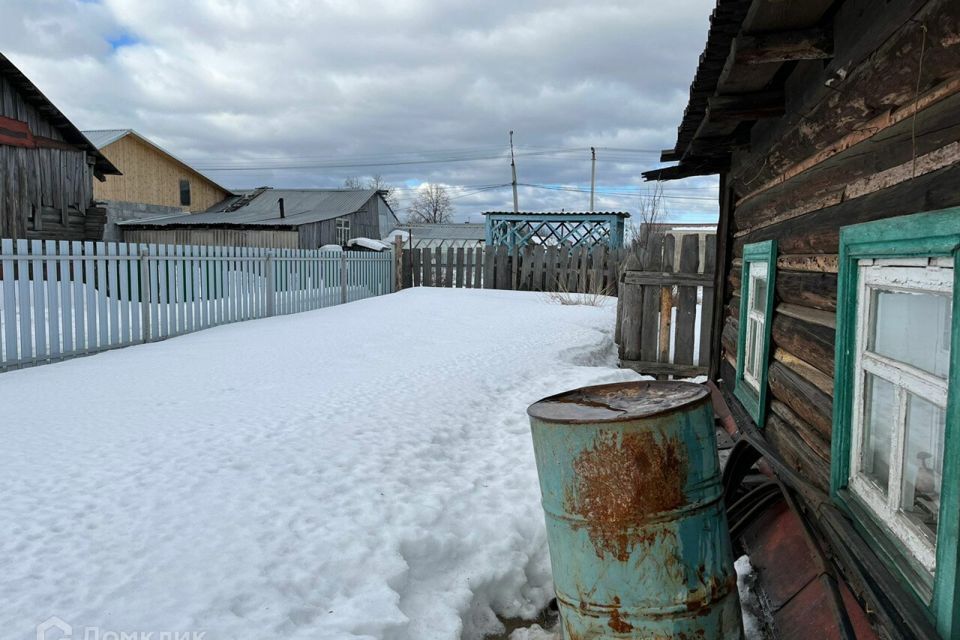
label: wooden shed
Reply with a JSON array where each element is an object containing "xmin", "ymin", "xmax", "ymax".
[
  {"xmin": 646, "ymin": 1, "xmax": 960, "ymax": 638},
  {"xmin": 0, "ymin": 53, "xmax": 119, "ymax": 240},
  {"xmin": 82, "ymin": 129, "xmax": 232, "ymax": 213},
  {"xmin": 120, "ymin": 188, "xmax": 399, "ymax": 249}
]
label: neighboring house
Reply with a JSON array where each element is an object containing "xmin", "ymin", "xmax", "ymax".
[
  {"xmin": 389, "ymin": 223, "xmax": 486, "ymax": 249},
  {"xmin": 82, "ymin": 129, "xmax": 232, "ymax": 213},
  {"xmin": 0, "ymin": 53, "xmax": 119, "ymax": 240},
  {"xmin": 647, "ymin": 1, "xmax": 960, "ymax": 639},
  {"xmin": 120, "ymin": 188, "xmax": 399, "ymax": 249}
]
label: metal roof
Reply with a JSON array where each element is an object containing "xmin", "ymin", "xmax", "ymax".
[
  {"xmin": 81, "ymin": 128, "xmax": 233, "ymax": 195},
  {"xmin": 0, "ymin": 53, "xmax": 120, "ymax": 177},
  {"xmin": 81, "ymin": 129, "xmax": 131, "ymax": 149},
  {"xmin": 119, "ymin": 188, "xmax": 380, "ymax": 228},
  {"xmin": 482, "ymin": 211, "xmax": 631, "ymax": 218},
  {"xmin": 396, "ymin": 223, "xmax": 486, "ymax": 240}
]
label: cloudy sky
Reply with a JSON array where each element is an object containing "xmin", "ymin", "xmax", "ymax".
[{"xmin": 2, "ymin": 0, "xmax": 719, "ymax": 223}]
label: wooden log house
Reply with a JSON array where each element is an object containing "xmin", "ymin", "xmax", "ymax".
[
  {"xmin": 646, "ymin": 1, "xmax": 960, "ymax": 638},
  {"xmin": 0, "ymin": 54, "xmax": 120, "ymax": 240}
]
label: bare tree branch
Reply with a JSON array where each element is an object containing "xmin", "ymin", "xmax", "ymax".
[
  {"xmin": 343, "ymin": 175, "xmax": 400, "ymax": 212},
  {"xmin": 406, "ymin": 184, "xmax": 454, "ymax": 224}
]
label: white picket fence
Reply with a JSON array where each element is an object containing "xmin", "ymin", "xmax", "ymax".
[{"xmin": 0, "ymin": 238, "xmax": 395, "ymax": 371}]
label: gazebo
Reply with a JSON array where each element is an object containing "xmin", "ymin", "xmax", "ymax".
[{"xmin": 483, "ymin": 211, "xmax": 629, "ymax": 249}]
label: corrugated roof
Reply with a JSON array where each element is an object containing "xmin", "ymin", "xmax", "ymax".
[
  {"xmin": 81, "ymin": 128, "xmax": 233, "ymax": 195},
  {"xmin": 0, "ymin": 53, "xmax": 120, "ymax": 177},
  {"xmin": 397, "ymin": 223, "xmax": 486, "ymax": 240},
  {"xmin": 119, "ymin": 188, "xmax": 380, "ymax": 228},
  {"xmin": 81, "ymin": 129, "xmax": 131, "ymax": 149}
]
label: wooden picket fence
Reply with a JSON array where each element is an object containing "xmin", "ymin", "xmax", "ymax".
[
  {"xmin": 400, "ymin": 244, "xmax": 624, "ymax": 295},
  {"xmin": 0, "ymin": 238, "xmax": 394, "ymax": 371},
  {"xmin": 616, "ymin": 233, "xmax": 716, "ymax": 378}
]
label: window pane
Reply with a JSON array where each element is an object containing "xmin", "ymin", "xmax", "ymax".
[
  {"xmin": 900, "ymin": 394, "xmax": 945, "ymax": 541},
  {"xmin": 869, "ymin": 287, "xmax": 952, "ymax": 377},
  {"xmin": 749, "ymin": 261, "xmax": 768, "ymax": 312},
  {"xmin": 860, "ymin": 373, "xmax": 897, "ymax": 494},
  {"xmin": 745, "ymin": 317, "xmax": 757, "ymax": 377},
  {"xmin": 752, "ymin": 278, "xmax": 766, "ymax": 312}
]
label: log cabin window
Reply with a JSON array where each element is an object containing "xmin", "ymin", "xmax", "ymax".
[
  {"xmin": 849, "ymin": 261, "xmax": 951, "ymax": 578},
  {"xmin": 179, "ymin": 179, "xmax": 191, "ymax": 207},
  {"xmin": 832, "ymin": 208, "xmax": 960, "ymax": 631},
  {"xmin": 734, "ymin": 240, "xmax": 777, "ymax": 424},
  {"xmin": 336, "ymin": 217, "xmax": 350, "ymax": 245}
]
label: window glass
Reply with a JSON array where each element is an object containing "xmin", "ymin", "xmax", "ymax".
[
  {"xmin": 750, "ymin": 261, "xmax": 768, "ymax": 312},
  {"xmin": 861, "ymin": 373, "xmax": 896, "ymax": 495},
  {"xmin": 179, "ymin": 179, "xmax": 191, "ymax": 207},
  {"xmin": 901, "ymin": 393, "xmax": 945, "ymax": 541},
  {"xmin": 869, "ymin": 288, "xmax": 952, "ymax": 377}
]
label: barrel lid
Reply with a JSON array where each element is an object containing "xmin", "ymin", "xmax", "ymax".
[{"xmin": 527, "ymin": 380, "xmax": 710, "ymax": 424}]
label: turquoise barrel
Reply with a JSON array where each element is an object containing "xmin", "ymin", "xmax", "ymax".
[{"xmin": 527, "ymin": 380, "xmax": 742, "ymax": 639}]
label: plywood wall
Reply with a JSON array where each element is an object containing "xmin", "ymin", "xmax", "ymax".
[{"xmin": 94, "ymin": 135, "xmax": 229, "ymax": 212}]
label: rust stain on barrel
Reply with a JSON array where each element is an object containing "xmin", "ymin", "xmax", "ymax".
[
  {"xmin": 607, "ymin": 596, "xmax": 634, "ymax": 633},
  {"xmin": 565, "ymin": 429, "xmax": 687, "ymax": 560}
]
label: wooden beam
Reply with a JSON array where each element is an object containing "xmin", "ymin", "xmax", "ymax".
[
  {"xmin": 707, "ymin": 92, "xmax": 785, "ymax": 122},
  {"xmin": 733, "ymin": 28, "xmax": 833, "ymax": 65},
  {"xmin": 622, "ymin": 270, "xmax": 714, "ymax": 287},
  {"xmin": 619, "ymin": 360, "xmax": 708, "ymax": 378}
]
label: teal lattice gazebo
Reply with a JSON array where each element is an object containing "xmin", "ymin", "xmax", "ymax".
[{"xmin": 483, "ymin": 211, "xmax": 629, "ymax": 249}]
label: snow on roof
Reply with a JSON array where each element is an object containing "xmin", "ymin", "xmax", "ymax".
[{"xmin": 347, "ymin": 237, "xmax": 390, "ymax": 251}]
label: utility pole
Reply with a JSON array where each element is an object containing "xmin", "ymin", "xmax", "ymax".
[
  {"xmin": 510, "ymin": 130, "xmax": 519, "ymax": 213},
  {"xmin": 590, "ymin": 147, "xmax": 596, "ymax": 211}
]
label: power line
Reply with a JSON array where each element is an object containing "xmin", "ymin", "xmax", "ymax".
[{"xmin": 191, "ymin": 145, "xmax": 668, "ymax": 171}]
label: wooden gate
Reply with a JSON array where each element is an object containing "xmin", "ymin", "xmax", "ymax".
[{"xmin": 616, "ymin": 233, "xmax": 716, "ymax": 378}]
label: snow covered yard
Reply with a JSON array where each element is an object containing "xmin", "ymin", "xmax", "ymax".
[{"xmin": 0, "ymin": 287, "xmax": 641, "ymax": 640}]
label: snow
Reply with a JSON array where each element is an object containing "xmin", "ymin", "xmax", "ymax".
[
  {"xmin": 347, "ymin": 237, "xmax": 390, "ymax": 251},
  {"xmin": 383, "ymin": 229, "xmax": 410, "ymax": 242},
  {"xmin": 508, "ymin": 625, "xmax": 557, "ymax": 640},
  {"xmin": 0, "ymin": 288, "xmax": 642, "ymax": 640},
  {"xmin": 736, "ymin": 555, "xmax": 764, "ymax": 639}
]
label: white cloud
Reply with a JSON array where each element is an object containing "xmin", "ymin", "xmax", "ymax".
[{"xmin": 3, "ymin": 0, "xmax": 719, "ymax": 221}]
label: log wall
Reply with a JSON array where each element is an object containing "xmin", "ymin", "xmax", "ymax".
[{"xmin": 718, "ymin": 0, "xmax": 960, "ymax": 488}]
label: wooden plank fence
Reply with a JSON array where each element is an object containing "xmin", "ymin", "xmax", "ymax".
[
  {"xmin": 616, "ymin": 233, "xmax": 717, "ymax": 378},
  {"xmin": 0, "ymin": 239, "xmax": 394, "ymax": 372},
  {"xmin": 400, "ymin": 244, "xmax": 624, "ymax": 295}
]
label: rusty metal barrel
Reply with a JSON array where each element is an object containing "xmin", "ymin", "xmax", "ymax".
[{"xmin": 528, "ymin": 380, "xmax": 742, "ymax": 639}]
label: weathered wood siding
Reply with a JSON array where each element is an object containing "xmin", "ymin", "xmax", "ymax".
[
  {"xmin": 122, "ymin": 228, "xmax": 299, "ymax": 249},
  {"xmin": 718, "ymin": 0, "xmax": 960, "ymax": 492},
  {"xmin": 0, "ymin": 75, "xmax": 95, "ymax": 240},
  {"xmin": 297, "ymin": 199, "xmax": 381, "ymax": 248},
  {"xmin": 94, "ymin": 134, "xmax": 229, "ymax": 212}
]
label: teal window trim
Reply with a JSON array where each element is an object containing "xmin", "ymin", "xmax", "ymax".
[
  {"xmin": 734, "ymin": 240, "xmax": 777, "ymax": 424},
  {"xmin": 831, "ymin": 206, "xmax": 960, "ymax": 638}
]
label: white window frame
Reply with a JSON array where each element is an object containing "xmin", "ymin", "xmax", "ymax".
[
  {"xmin": 848, "ymin": 258, "xmax": 953, "ymax": 576},
  {"xmin": 336, "ymin": 218, "xmax": 351, "ymax": 245},
  {"xmin": 743, "ymin": 261, "xmax": 769, "ymax": 393}
]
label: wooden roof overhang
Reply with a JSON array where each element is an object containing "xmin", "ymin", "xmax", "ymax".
[
  {"xmin": 0, "ymin": 54, "xmax": 121, "ymax": 180},
  {"xmin": 644, "ymin": 0, "xmax": 837, "ymax": 181}
]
